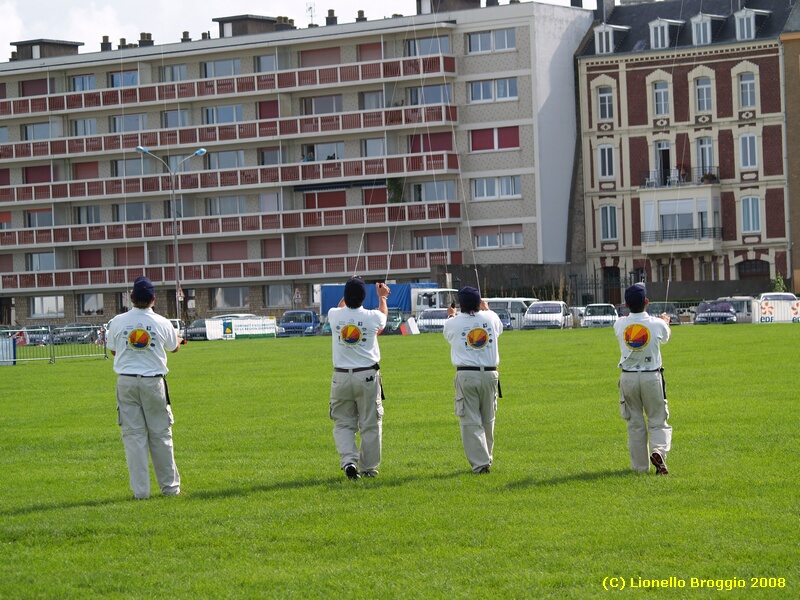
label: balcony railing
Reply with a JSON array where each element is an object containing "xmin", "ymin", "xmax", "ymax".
[
  {"xmin": 640, "ymin": 227, "xmax": 723, "ymax": 243},
  {"xmin": 0, "ymin": 250, "xmax": 464, "ymax": 292},
  {"xmin": 639, "ymin": 167, "xmax": 720, "ymax": 189},
  {"xmin": 0, "ymin": 104, "xmax": 458, "ymax": 162},
  {"xmin": 0, "ymin": 55, "xmax": 457, "ymax": 118},
  {"xmin": 0, "ymin": 201, "xmax": 463, "ymax": 248},
  {"xmin": 0, "ymin": 152, "xmax": 460, "ymax": 204}
]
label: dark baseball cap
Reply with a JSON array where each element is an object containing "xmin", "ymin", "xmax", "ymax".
[
  {"xmin": 624, "ymin": 283, "xmax": 647, "ymax": 307},
  {"xmin": 457, "ymin": 286, "xmax": 481, "ymax": 312},
  {"xmin": 344, "ymin": 277, "xmax": 367, "ymax": 306},
  {"xmin": 131, "ymin": 276, "xmax": 155, "ymax": 302}
]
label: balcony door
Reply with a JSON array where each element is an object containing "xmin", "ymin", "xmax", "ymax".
[{"xmin": 655, "ymin": 141, "xmax": 671, "ymax": 186}]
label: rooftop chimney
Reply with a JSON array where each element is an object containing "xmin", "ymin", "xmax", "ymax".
[
  {"xmin": 356, "ymin": 10, "xmax": 367, "ymax": 22},
  {"xmin": 139, "ymin": 32, "xmax": 154, "ymax": 47},
  {"xmin": 118, "ymin": 38, "xmax": 127, "ymax": 49},
  {"xmin": 326, "ymin": 9, "xmax": 338, "ymax": 25},
  {"xmin": 181, "ymin": 31, "xmax": 191, "ymax": 42},
  {"xmin": 101, "ymin": 35, "xmax": 112, "ymax": 51},
  {"xmin": 10, "ymin": 51, "xmax": 18, "ymax": 62},
  {"xmin": 201, "ymin": 32, "xmax": 210, "ymax": 40}
]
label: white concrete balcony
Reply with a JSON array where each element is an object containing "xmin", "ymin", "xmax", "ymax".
[{"xmin": 640, "ymin": 227, "xmax": 724, "ymax": 255}]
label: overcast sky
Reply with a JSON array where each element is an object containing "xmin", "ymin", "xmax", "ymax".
[{"xmin": 0, "ymin": 0, "xmax": 596, "ymax": 59}]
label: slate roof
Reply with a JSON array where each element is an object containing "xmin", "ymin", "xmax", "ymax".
[{"xmin": 582, "ymin": 0, "xmax": 798, "ymax": 56}]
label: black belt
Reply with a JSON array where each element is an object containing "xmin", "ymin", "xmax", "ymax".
[
  {"xmin": 120, "ymin": 373, "xmax": 164, "ymax": 377},
  {"xmin": 456, "ymin": 366, "xmax": 497, "ymax": 372},
  {"xmin": 334, "ymin": 364, "xmax": 379, "ymax": 373},
  {"xmin": 622, "ymin": 369, "xmax": 661, "ymax": 373}
]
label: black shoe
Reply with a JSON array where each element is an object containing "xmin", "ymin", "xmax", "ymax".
[
  {"xmin": 344, "ymin": 464, "xmax": 361, "ymax": 480},
  {"xmin": 361, "ymin": 470, "xmax": 378, "ymax": 478},
  {"xmin": 650, "ymin": 452, "xmax": 668, "ymax": 475},
  {"xmin": 477, "ymin": 466, "xmax": 491, "ymax": 474}
]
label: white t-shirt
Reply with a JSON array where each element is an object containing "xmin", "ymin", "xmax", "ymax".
[
  {"xmin": 328, "ymin": 305, "xmax": 387, "ymax": 369},
  {"xmin": 107, "ymin": 307, "xmax": 179, "ymax": 376},
  {"xmin": 443, "ymin": 310, "xmax": 503, "ymax": 368},
  {"xmin": 614, "ymin": 311, "xmax": 671, "ymax": 371}
]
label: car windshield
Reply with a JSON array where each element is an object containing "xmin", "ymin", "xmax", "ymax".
[
  {"xmin": 527, "ymin": 304, "xmax": 560, "ymax": 314},
  {"xmin": 491, "ymin": 309, "xmax": 510, "ymax": 318},
  {"xmin": 283, "ymin": 313, "xmax": 311, "ymax": 323},
  {"xmin": 647, "ymin": 303, "xmax": 676, "ymax": 314},
  {"xmin": 585, "ymin": 305, "xmax": 615, "ymax": 316},
  {"xmin": 762, "ymin": 293, "xmax": 797, "ymax": 301},
  {"xmin": 703, "ymin": 302, "xmax": 734, "ymax": 312},
  {"xmin": 421, "ymin": 310, "xmax": 448, "ymax": 319}
]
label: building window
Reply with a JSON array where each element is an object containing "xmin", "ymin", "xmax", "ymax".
[
  {"xmin": 693, "ymin": 19, "xmax": 712, "ymax": 45},
  {"xmin": 595, "ymin": 28, "xmax": 613, "ymax": 54},
  {"xmin": 598, "ymin": 144, "xmax": 615, "ymax": 179},
  {"xmin": 742, "ymin": 196, "xmax": 760, "ymax": 233},
  {"xmin": 111, "ymin": 113, "xmax": 147, "ymax": 132},
  {"xmin": 414, "ymin": 228, "xmax": 457, "ymax": 250},
  {"xmin": 260, "ymin": 192, "xmax": 283, "ymax": 213},
  {"xmin": 162, "ymin": 109, "xmax": 189, "ymax": 128},
  {"xmin": 409, "ymin": 84, "xmax": 451, "ymax": 106},
  {"xmin": 0, "ymin": 212, "xmax": 10, "ymax": 230},
  {"xmin": 71, "ymin": 118, "xmax": 97, "ymax": 136},
  {"xmin": 740, "ymin": 134, "xmax": 758, "ymax": 169},
  {"xmin": 79, "ymin": 293, "xmax": 104, "ymax": 316},
  {"xmin": 658, "ymin": 263, "xmax": 677, "ymax": 282},
  {"xmin": 110, "ymin": 70, "xmax": 138, "ymax": 88},
  {"xmin": 654, "ymin": 81, "xmax": 669, "ymax": 116},
  {"xmin": 0, "ymin": 126, "xmax": 7, "ymax": 143},
  {"xmin": 651, "ymin": 23, "xmax": 669, "ymax": 49},
  {"xmin": 74, "ymin": 205, "xmax": 101, "ymax": 224},
  {"xmin": 700, "ymin": 261, "xmax": 718, "ymax": 281},
  {"xmin": 213, "ymin": 286, "xmax": 249, "ymax": 309},
  {"xmin": 739, "ymin": 73, "xmax": 756, "ymax": 108},
  {"xmin": 598, "ymin": 86, "xmax": 613, "ymax": 121},
  {"xmin": 736, "ymin": 12, "xmax": 755, "ymax": 41},
  {"xmin": 302, "ymin": 95, "xmax": 343, "ymax": 115},
  {"xmin": 470, "ymin": 127, "xmax": 519, "ymax": 152},
  {"xmin": 161, "ymin": 64, "xmax": 187, "ymax": 82},
  {"xmin": 362, "ymin": 138, "xmax": 386, "ymax": 158},
  {"xmin": 600, "ymin": 205, "xmax": 618, "ymax": 240},
  {"xmin": 474, "ymin": 225, "xmax": 522, "ymax": 249},
  {"xmin": 305, "ymin": 142, "xmax": 344, "ymax": 161},
  {"xmin": 695, "ymin": 77, "xmax": 712, "ymax": 113},
  {"xmin": 25, "ymin": 209, "xmax": 53, "ymax": 228},
  {"xmin": 468, "ymin": 28, "xmax": 515, "ymax": 53},
  {"xmin": 71, "ymin": 75, "xmax": 95, "ymax": 91},
  {"xmin": 24, "ymin": 121, "xmax": 61, "ymax": 140},
  {"xmin": 413, "ymin": 180, "xmax": 455, "ymax": 202},
  {"xmin": 203, "ymin": 105, "xmax": 243, "ymax": 124},
  {"xmin": 697, "ymin": 137, "xmax": 714, "ymax": 174},
  {"xmin": 113, "ymin": 158, "xmax": 153, "ymax": 177},
  {"xmin": 260, "ymin": 147, "xmax": 282, "ymax": 166},
  {"xmin": 406, "ymin": 36, "xmax": 449, "ymax": 56},
  {"xmin": 469, "ymin": 78, "xmax": 517, "ymax": 103},
  {"xmin": 30, "ymin": 296, "xmax": 64, "ymax": 318},
  {"xmin": 206, "ymin": 196, "xmax": 246, "ymax": 216},
  {"xmin": 113, "ymin": 202, "xmax": 151, "ymax": 222},
  {"xmin": 203, "ymin": 59, "xmax": 241, "ymax": 78},
  {"xmin": 265, "ymin": 284, "xmax": 292, "ymax": 307},
  {"xmin": 472, "ymin": 176, "xmax": 522, "ymax": 200},
  {"xmin": 207, "ymin": 150, "xmax": 245, "ymax": 170},
  {"xmin": 26, "ymin": 252, "xmax": 55, "ymax": 271},
  {"xmin": 256, "ymin": 55, "xmax": 277, "ymax": 72},
  {"xmin": 359, "ymin": 90, "xmax": 384, "ymax": 110}
]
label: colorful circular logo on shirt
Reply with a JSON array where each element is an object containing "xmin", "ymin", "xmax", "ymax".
[
  {"xmin": 466, "ymin": 328, "xmax": 489, "ymax": 349},
  {"xmin": 340, "ymin": 324, "xmax": 362, "ymax": 345},
  {"xmin": 623, "ymin": 324, "xmax": 650, "ymax": 350},
  {"xmin": 128, "ymin": 329, "xmax": 151, "ymax": 349}
]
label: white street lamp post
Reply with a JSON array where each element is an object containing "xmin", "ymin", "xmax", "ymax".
[{"xmin": 135, "ymin": 146, "xmax": 206, "ymax": 319}]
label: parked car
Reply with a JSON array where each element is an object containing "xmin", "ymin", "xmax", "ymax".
[
  {"xmin": 522, "ymin": 301, "xmax": 573, "ymax": 330},
  {"xmin": 694, "ymin": 300, "xmax": 737, "ymax": 324},
  {"xmin": 646, "ymin": 302, "xmax": 681, "ymax": 325},
  {"xmin": 484, "ymin": 297, "xmax": 538, "ymax": 322},
  {"xmin": 278, "ymin": 310, "xmax": 321, "ymax": 337},
  {"xmin": 416, "ymin": 308, "xmax": 449, "ymax": 333},
  {"xmin": 569, "ymin": 306, "xmax": 586, "ymax": 322},
  {"xmin": 716, "ymin": 296, "xmax": 754, "ymax": 323},
  {"xmin": 185, "ymin": 319, "xmax": 208, "ymax": 341},
  {"xmin": 490, "ymin": 307, "xmax": 514, "ymax": 331},
  {"xmin": 23, "ymin": 324, "xmax": 54, "ymax": 345},
  {"xmin": 616, "ymin": 304, "xmax": 631, "ymax": 317},
  {"xmin": 52, "ymin": 323, "xmax": 99, "ymax": 344},
  {"xmin": 168, "ymin": 319, "xmax": 186, "ymax": 338},
  {"xmin": 581, "ymin": 303, "xmax": 618, "ymax": 328}
]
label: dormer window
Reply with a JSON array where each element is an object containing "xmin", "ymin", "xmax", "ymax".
[
  {"xmin": 649, "ymin": 19, "xmax": 683, "ymax": 51},
  {"xmin": 691, "ymin": 14, "xmax": 725, "ymax": 46},
  {"xmin": 594, "ymin": 24, "xmax": 630, "ymax": 55},
  {"xmin": 734, "ymin": 8, "xmax": 771, "ymax": 41}
]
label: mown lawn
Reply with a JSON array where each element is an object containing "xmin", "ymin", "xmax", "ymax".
[{"xmin": 1, "ymin": 324, "xmax": 797, "ymax": 598}]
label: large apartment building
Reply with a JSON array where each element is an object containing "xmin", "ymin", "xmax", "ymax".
[
  {"xmin": 0, "ymin": 0, "xmax": 593, "ymax": 324},
  {"xmin": 578, "ymin": 0, "xmax": 796, "ymax": 303}
]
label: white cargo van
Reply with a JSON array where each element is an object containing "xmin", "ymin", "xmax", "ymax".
[{"xmin": 484, "ymin": 297, "xmax": 538, "ymax": 328}]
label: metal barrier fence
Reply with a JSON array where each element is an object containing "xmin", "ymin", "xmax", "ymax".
[{"xmin": 1, "ymin": 326, "xmax": 108, "ymax": 365}]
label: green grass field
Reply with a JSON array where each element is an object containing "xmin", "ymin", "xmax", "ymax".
[{"xmin": 1, "ymin": 325, "xmax": 798, "ymax": 598}]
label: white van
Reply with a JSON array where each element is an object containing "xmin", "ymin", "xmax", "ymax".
[
  {"xmin": 484, "ymin": 297, "xmax": 538, "ymax": 328},
  {"xmin": 716, "ymin": 296, "xmax": 755, "ymax": 324}
]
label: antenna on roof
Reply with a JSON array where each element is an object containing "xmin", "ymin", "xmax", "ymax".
[{"xmin": 306, "ymin": 2, "xmax": 316, "ymax": 25}]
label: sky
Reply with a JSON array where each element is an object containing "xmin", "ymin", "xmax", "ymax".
[{"xmin": 0, "ymin": 0, "xmax": 596, "ymax": 59}]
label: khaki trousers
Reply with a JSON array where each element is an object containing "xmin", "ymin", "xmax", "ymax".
[
  {"xmin": 454, "ymin": 370, "xmax": 498, "ymax": 473},
  {"xmin": 619, "ymin": 371, "xmax": 672, "ymax": 472},
  {"xmin": 330, "ymin": 370, "xmax": 383, "ymax": 472},
  {"xmin": 116, "ymin": 375, "xmax": 181, "ymax": 498}
]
